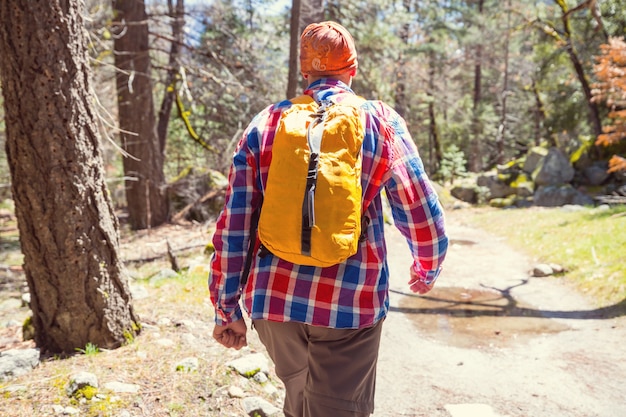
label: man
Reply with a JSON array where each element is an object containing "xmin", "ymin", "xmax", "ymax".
[{"xmin": 209, "ymin": 21, "xmax": 448, "ymax": 417}]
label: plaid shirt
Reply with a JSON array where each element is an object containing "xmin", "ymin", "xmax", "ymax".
[{"xmin": 209, "ymin": 79, "xmax": 448, "ymax": 329}]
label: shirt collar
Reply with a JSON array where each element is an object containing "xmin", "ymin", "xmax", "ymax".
[{"xmin": 304, "ymin": 78, "xmax": 355, "ymax": 98}]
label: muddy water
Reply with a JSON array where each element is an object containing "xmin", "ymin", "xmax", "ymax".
[{"xmin": 396, "ymin": 286, "xmax": 570, "ymax": 349}]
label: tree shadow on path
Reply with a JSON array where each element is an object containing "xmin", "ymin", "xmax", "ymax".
[{"xmin": 389, "ymin": 279, "xmax": 626, "ymax": 321}]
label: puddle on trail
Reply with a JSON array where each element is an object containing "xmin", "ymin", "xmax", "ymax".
[{"xmin": 396, "ymin": 286, "xmax": 570, "ymax": 349}]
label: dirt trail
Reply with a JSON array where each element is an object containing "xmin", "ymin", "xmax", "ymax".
[{"xmin": 373, "ymin": 209, "xmax": 626, "ymax": 417}]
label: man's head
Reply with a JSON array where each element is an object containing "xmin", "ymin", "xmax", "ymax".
[{"xmin": 299, "ymin": 21, "xmax": 358, "ymax": 82}]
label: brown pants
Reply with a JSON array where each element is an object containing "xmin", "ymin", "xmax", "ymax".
[{"xmin": 253, "ymin": 319, "xmax": 384, "ymax": 417}]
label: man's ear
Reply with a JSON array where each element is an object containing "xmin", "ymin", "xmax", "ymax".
[{"xmin": 350, "ymin": 68, "xmax": 357, "ymax": 77}]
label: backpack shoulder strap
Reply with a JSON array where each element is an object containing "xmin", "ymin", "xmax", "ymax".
[{"xmin": 290, "ymin": 94, "xmax": 316, "ymax": 105}]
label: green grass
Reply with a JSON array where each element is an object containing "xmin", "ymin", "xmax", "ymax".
[{"xmin": 466, "ymin": 206, "xmax": 626, "ymax": 304}]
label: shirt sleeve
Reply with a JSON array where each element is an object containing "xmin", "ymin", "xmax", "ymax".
[
  {"xmin": 382, "ymin": 107, "xmax": 448, "ymax": 290},
  {"xmin": 208, "ymin": 109, "xmax": 267, "ymax": 326}
]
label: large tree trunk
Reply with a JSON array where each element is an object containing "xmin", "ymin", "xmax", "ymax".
[
  {"xmin": 113, "ymin": 0, "xmax": 169, "ymax": 230},
  {"xmin": 469, "ymin": 0, "xmax": 485, "ymax": 172},
  {"xmin": 0, "ymin": 0, "xmax": 140, "ymax": 353},
  {"xmin": 394, "ymin": 0, "xmax": 411, "ymax": 118},
  {"xmin": 286, "ymin": 0, "xmax": 302, "ymax": 98},
  {"xmin": 287, "ymin": 0, "xmax": 324, "ymax": 97},
  {"xmin": 427, "ymin": 50, "xmax": 443, "ymax": 174},
  {"xmin": 495, "ymin": 0, "xmax": 511, "ymax": 165}
]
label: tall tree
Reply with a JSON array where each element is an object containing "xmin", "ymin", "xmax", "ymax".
[
  {"xmin": 286, "ymin": 0, "xmax": 302, "ymax": 99},
  {"xmin": 469, "ymin": 0, "xmax": 485, "ymax": 172},
  {"xmin": 113, "ymin": 0, "xmax": 169, "ymax": 230},
  {"xmin": 551, "ymin": 0, "xmax": 603, "ymax": 136},
  {"xmin": 0, "ymin": 0, "xmax": 140, "ymax": 353},
  {"xmin": 287, "ymin": 0, "xmax": 324, "ymax": 98},
  {"xmin": 394, "ymin": 0, "xmax": 411, "ymax": 118},
  {"xmin": 495, "ymin": 0, "xmax": 512, "ymax": 164},
  {"xmin": 156, "ymin": 0, "xmax": 185, "ymax": 153}
]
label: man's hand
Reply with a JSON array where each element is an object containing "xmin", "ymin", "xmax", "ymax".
[
  {"xmin": 213, "ymin": 319, "xmax": 248, "ymax": 350},
  {"xmin": 409, "ymin": 264, "xmax": 436, "ymax": 295},
  {"xmin": 410, "ymin": 279, "xmax": 435, "ymax": 294}
]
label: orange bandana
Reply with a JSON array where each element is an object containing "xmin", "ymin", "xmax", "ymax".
[{"xmin": 300, "ymin": 21, "xmax": 358, "ymax": 76}]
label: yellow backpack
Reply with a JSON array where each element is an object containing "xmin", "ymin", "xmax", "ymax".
[{"xmin": 258, "ymin": 94, "xmax": 366, "ymax": 267}]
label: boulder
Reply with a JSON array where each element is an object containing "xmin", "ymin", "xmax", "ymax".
[
  {"xmin": 534, "ymin": 185, "xmax": 595, "ymax": 207},
  {"xmin": 532, "ymin": 147, "xmax": 575, "ymax": 186},
  {"xmin": 522, "ymin": 147, "xmax": 548, "ymax": 174},
  {"xmin": 477, "ymin": 173, "xmax": 516, "ymax": 199},
  {"xmin": 582, "ymin": 163, "xmax": 610, "ymax": 186},
  {"xmin": 450, "ymin": 185, "xmax": 478, "ymax": 204},
  {"xmin": 510, "ymin": 173, "xmax": 534, "ymax": 198}
]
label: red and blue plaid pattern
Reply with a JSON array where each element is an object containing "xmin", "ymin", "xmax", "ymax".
[{"xmin": 209, "ymin": 79, "xmax": 448, "ymax": 329}]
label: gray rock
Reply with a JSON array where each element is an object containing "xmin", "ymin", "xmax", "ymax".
[
  {"xmin": 534, "ymin": 185, "xmax": 594, "ymax": 207},
  {"xmin": 451, "ymin": 185, "xmax": 478, "ymax": 204},
  {"xmin": 532, "ymin": 264, "xmax": 554, "ymax": 277},
  {"xmin": 66, "ymin": 371, "xmax": 98, "ymax": 397},
  {"xmin": 476, "ymin": 173, "xmax": 515, "ymax": 199},
  {"xmin": 176, "ymin": 357, "xmax": 199, "ymax": 372},
  {"xmin": 532, "ymin": 147, "xmax": 575, "ymax": 186},
  {"xmin": 523, "ymin": 147, "xmax": 548, "ymax": 174},
  {"xmin": 241, "ymin": 396, "xmax": 282, "ymax": 417},
  {"xmin": 582, "ymin": 163, "xmax": 610, "ymax": 186},
  {"xmin": 129, "ymin": 284, "xmax": 150, "ymax": 300},
  {"xmin": 63, "ymin": 406, "xmax": 80, "ymax": 415},
  {"xmin": 0, "ymin": 298, "xmax": 22, "ymax": 311},
  {"xmin": 228, "ymin": 385, "xmax": 246, "ymax": 398},
  {"xmin": 227, "ymin": 353, "xmax": 270, "ymax": 378},
  {"xmin": 21, "ymin": 293, "xmax": 31, "ymax": 307},
  {"xmin": 514, "ymin": 179, "xmax": 534, "ymax": 198},
  {"xmin": 253, "ymin": 372, "xmax": 269, "ymax": 384},
  {"xmin": 0, "ymin": 348, "xmax": 40, "ymax": 381}
]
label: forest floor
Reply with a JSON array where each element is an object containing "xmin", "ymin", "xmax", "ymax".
[{"xmin": 1, "ymin": 207, "xmax": 625, "ymax": 416}]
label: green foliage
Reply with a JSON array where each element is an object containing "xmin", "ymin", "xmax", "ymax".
[
  {"xmin": 171, "ymin": 0, "xmax": 289, "ymax": 173},
  {"xmin": 437, "ymin": 144, "xmax": 468, "ymax": 184},
  {"xmin": 22, "ymin": 316, "xmax": 35, "ymax": 341},
  {"xmin": 73, "ymin": 385, "xmax": 98, "ymax": 400},
  {"xmin": 570, "ymin": 135, "xmax": 595, "ymax": 164},
  {"xmin": 75, "ymin": 343, "xmax": 100, "ymax": 356}
]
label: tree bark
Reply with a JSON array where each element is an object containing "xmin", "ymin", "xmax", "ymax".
[
  {"xmin": 469, "ymin": 0, "xmax": 485, "ymax": 172},
  {"xmin": 287, "ymin": 0, "xmax": 324, "ymax": 97},
  {"xmin": 394, "ymin": 0, "xmax": 411, "ymax": 119},
  {"xmin": 157, "ymin": 0, "xmax": 185, "ymax": 153},
  {"xmin": 531, "ymin": 79, "xmax": 549, "ymax": 146},
  {"xmin": 428, "ymin": 50, "xmax": 443, "ymax": 174},
  {"xmin": 495, "ymin": 0, "xmax": 511, "ymax": 165},
  {"xmin": 0, "ymin": 0, "xmax": 140, "ymax": 353},
  {"xmin": 555, "ymin": 0, "xmax": 603, "ymax": 137},
  {"xmin": 286, "ymin": 0, "xmax": 302, "ymax": 99},
  {"xmin": 113, "ymin": 0, "xmax": 169, "ymax": 230}
]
